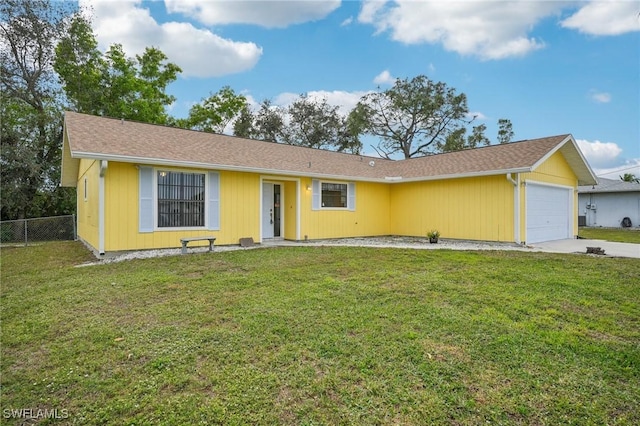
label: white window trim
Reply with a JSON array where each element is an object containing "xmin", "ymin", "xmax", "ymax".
[
  {"xmin": 154, "ymin": 168, "xmax": 209, "ymax": 231},
  {"xmin": 312, "ymin": 179, "xmax": 355, "ymax": 211}
]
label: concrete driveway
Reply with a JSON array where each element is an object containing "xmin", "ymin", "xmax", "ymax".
[{"xmin": 529, "ymin": 239, "xmax": 640, "ymax": 258}]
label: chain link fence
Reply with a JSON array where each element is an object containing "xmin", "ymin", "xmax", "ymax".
[{"xmin": 0, "ymin": 215, "xmax": 77, "ymax": 246}]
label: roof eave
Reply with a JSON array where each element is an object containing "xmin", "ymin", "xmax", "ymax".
[
  {"xmin": 60, "ymin": 124, "xmax": 80, "ymax": 187},
  {"xmin": 391, "ymin": 167, "xmax": 532, "ymax": 183},
  {"xmin": 69, "ymin": 151, "xmax": 535, "ymax": 184},
  {"xmin": 531, "ymin": 134, "xmax": 598, "ymax": 186}
]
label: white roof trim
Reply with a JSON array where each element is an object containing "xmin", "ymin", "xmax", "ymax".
[
  {"xmin": 69, "ymin": 151, "xmax": 535, "ymax": 184},
  {"xmin": 530, "ymin": 134, "xmax": 597, "ymax": 185}
]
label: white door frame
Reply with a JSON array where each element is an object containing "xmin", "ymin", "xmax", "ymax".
[{"xmin": 259, "ymin": 176, "xmax": 301, "ymax": 242}]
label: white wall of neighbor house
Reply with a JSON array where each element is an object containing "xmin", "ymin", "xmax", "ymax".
[{"xmin": 578, "ymin": 192, "xmax": 640, "ymax": 228}]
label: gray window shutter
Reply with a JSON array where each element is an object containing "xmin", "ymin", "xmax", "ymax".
[
  {"xmin": 348, "ymin": 182, "xmax": 356, "ymax": 211},
  {"xmin": 312, "ymin": 179, "xmax": 320, "ymax": 210},
  {"xmin": 208, "ymin": 172, "xmax": 220, "ymax": 230},
  {"xmin": 139, "ymin": 166, "xmax": 154, "ymax": 233}
]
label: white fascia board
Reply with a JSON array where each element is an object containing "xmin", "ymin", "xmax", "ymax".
[
  {"xmin": 71, "ymin": 151, "xmax": 532, "ymax": 184},
  {"xmin": 386, "ymin": 167, "xmax": 533, "ymax": 184},
  {"xmin": 530, "ymin": 135, "xmax": 598, "ymax": 185},
  {"xmin": 530, "ymin": 135, "xmax": 573, "ymax": 170}
]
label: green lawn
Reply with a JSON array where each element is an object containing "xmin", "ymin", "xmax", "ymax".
[
  {"xmin": 2, "ymin": 242, "xmax": 639, "ymax": 425},
  {"xmin": 578, "ymin": 227, "xmax": 640, "ymax": 244}
]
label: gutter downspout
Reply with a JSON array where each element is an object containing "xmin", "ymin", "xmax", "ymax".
[
  {"xmin": 506, "ymin": 173, "xmax": 521, "ymax": 244},
  {"xmin": 98, "ymin": 160, "xmax": 108, "ymax": 255}
]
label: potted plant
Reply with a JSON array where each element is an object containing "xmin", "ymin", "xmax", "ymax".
[{"xmin": 427, "ymin": 229, "xmax": 440, "ymax": 244}]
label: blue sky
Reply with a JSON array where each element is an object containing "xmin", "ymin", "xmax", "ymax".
[{"xmin": 81, "ymin": 0, "xmax": 639, "ymax": 178}]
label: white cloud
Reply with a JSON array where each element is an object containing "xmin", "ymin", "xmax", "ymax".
[
  {"xmin": 358, "ymin": 0, "xmax": 565, "ymax": 60},
  {"xmin": 561, "ymin": 1, "xmax": 640, "ymax": 36},
  {"xmin": 593, "ymin": 159, "xmax": 640, "ymax": 180},
  {"xmin": 273, "ymin": 90, "xmax": 370, "ymax": 115},
  {"xmin": 576, "ymin": 138, "xmax": 640, "ymax": 179},
  {"xmin": 590, "ymin": 91, "xmax": 612, "ymax": 103},
  {"xmin": 576, "ymin": 138, "xmax": 623, "ymax": 168},
  {"xmin": 165, "ymin": 0, "xmax": 341, "ymax": 28},
  {"xmin": 341, "ymin": 16, "xmax": 353, "ymax": 27},
  {"xmin": 373, "ymin": 70, "xmax": 395, "ymax": 85},
  {"xmin": 80, "ymin": 0, "xmax": 262, "ymax": 78},
  {"xmin": 468, "ymin": 111, "xmax": 488, "ymax": 120}
]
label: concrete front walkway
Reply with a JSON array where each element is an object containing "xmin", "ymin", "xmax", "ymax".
[{"xmin": 529, "ymin": 239, "xmax": 640, "ymax": 258}]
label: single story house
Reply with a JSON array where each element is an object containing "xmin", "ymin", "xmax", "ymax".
[
  {"xmin": 61, "ymin": 112, "xmax": 597, "ymax": 255},
  {"xmin": 578, "ymin": 178, "xmax": 640, "ymax": 228}
]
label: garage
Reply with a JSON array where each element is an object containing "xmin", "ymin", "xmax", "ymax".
[{"xmin": 526, "ymin": 183, "xmax": 573, "ymax": 244}]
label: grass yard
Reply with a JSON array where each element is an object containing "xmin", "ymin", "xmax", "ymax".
[
  {"xmin": 578, "ymin": 227, "xmax": 640, "ymax": 244},
  {"xmin": 1, "ymin": 242, "xmax": 639, "ymax": 425}
]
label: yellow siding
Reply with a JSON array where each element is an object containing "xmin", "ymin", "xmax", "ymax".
[
  {"xmin": 283, "ymin": 181, "xmax": 298, "ymax": 240},
  {"xmin": 520, "ymin": 151, "xmax": 579, "ymax": 238},
  {"xmin": 81, "ymin": 150, "xmax": 580, "ymax": 253},
  {"xmin": 390, "ymin": 175, "xmax": 515, "ymax": 242},
  {"xmin": 76, "ymin": 159, "xmax": 99, "ymax": 249},
  {"xmin": 103, "ymin": 163, "xmax": 261, "ymax": 251},
  {"xmin": 221, "ymin": 171, "xmax": 260, "ymax": 244},
  {"xmin": 300, "ymin": 179, "xmax": 390, "ymax": 240},
  {"xmin": 522, "ymin": 151, "xmax": 577, "ymax": 187}
]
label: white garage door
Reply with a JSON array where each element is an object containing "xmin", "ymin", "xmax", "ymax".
[{"xmin": 526, "ymin": 183, "xmax": 572, "ymax": 244}]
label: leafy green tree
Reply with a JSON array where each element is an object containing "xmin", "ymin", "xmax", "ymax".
[
  {"xmin": 438, "ymin": 128, "xmax": 467, "ymax": 153},
  {"xmin": 620, "ymin": 173, "xmax": 640, "ymax": 183},
  {"xmin": 232, "ymin": 96, "xmax": 361, "ymax": 153},
  {"xmin": 253, "ymin": 100, "xmax": 285, "ymax": 142},
  {"xmin": 54, "ymin": 19, "xmax": 181, "ymax": 124},
  {"xmin": 350, "ymin": 75, "xmax": 471, "ymax": 158},
  {"xmin": 497, "ymin": 118, "xmax": 514, "ymax": 144},
  {"xmin": 183, "ymin": 86, "xmax": 248, "ymax": 133},
  {"xmin": 0, "ymin": 0, "xmax": 77, "ymax": 220},
  {"xmin": 438, "ymin": 124, "xmax": 491, "ymax": 153},
  {"xmin": 232, "ymin": 99, "xmax": 285, "ymax": 142},
  {"xmin": 232, "ymin": 105, "xmax": 255, "ymax": 138},
  {"xmin": 282, "ymin": 95, "xmax": 361, "ymax": 153},
  {"xmin": 467, "ymin": 124, "xmax": 490, "ymax": 148}
]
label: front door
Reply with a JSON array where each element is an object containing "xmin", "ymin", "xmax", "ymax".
[{"xmin": 262, "ymin": 183, "xmax": 281, "ymax": 239}]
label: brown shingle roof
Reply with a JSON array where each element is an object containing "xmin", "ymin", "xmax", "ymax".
[
  {"xmin": 62, "ymin": 112, "xmax": 597, "ymax": 186},
  {"xmin": 391, "ymin": 135, "xmax": 570, "ymax": 179}
]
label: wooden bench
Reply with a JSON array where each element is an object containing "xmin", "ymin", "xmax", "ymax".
[{"xmin": 180, "ymin": 237, "xmax": 216, "ymax": 254}]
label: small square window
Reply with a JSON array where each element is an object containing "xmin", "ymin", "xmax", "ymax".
[{"xmin": 321, "ymin": 182, "xmax": 347, "ymax": 208}]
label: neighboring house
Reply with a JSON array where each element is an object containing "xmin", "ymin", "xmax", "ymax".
[
  {"xmin": 578, "ymin": 178, "xmax": 640, "ymax": 228},
  {"xmin": 61, "ymin": 112, "xmax": 597, "ymax": 255}
]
